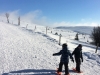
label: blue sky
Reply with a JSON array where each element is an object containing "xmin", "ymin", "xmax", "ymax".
[{"xmin": 0, "ymin": 0, "xmax": 100, "ymax": 26}]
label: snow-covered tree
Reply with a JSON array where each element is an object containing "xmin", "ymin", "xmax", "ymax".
[
  {"xmin": 75, "ymin": 33, "xmax": 79, "ymax": 40},
  {"xmin": 18, "ymin": 16, "xmax": 20, "ymax": 25},
  {"xmin": 5, "ymin": 13, "xmax": 9, "ymax": 23}
]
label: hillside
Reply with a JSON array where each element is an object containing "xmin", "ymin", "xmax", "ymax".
[
  {"xmin": 0, "ymin": 22, "xmax": 100, "ymax": 75},
  {"xmin": 55, "ymin": 26, "xmax": 93, "ymax": 35}
]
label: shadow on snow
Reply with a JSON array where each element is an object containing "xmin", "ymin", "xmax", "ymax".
[
  {"xmin": 2, "ymin": 69, "xmax": 55, "ymax": 75},
  {"xmin": 71, "ymin": 41, "xmax": 100, "ymax": 50},
  {"xmin": 2, "ymin": 69, "xmax": 75, "ymax": 75}
]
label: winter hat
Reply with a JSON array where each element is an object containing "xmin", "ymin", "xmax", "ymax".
[
  {"xmin": 78, "ymin": 44, "xmax": 82, "ymax": 47},
  {"xmin": 62, "ymin": 43, "xmax": 67, "ymax": 48}
]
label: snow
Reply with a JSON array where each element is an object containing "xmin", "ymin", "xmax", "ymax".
[
  {"xmin": 55, "ymin": 26, "xmax": 93, "ymax": 35},
  {"xmin": 0, "ymin": 21, "xmax": 100, "ymax": 75}
]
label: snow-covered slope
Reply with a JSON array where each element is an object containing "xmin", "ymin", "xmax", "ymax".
[{"xmin": 0, "ymin": 22, "xmax": 100, "ymax": 75}]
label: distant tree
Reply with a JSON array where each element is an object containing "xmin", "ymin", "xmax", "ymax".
[
  {"xmin": 5, "ymin": 13, "xmax": 9, "ymax": 23},
  {"xmin": 55, "ymin": 32, "xmax": 58, "ymax": 35},
  {"xmin": 84, "ymin": 36, "xmax": 85, "ymax": 39},
  {"xmin": 75, "ymin": 33, "xmax": 79, "ymax": 40},
  {"xmin": 18, "ymin": 16, "xmax": 20, "ymax": 25},
  {"xmin": 91, "ymin": 26, "xmax": 100, "ymax": 46}
]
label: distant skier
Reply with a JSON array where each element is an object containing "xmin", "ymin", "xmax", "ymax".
[
  {"xmin": 53, "ymin": 43, "xmax": 74, "ymax": 75},
  {"xmin": 72, "ymin": 44, "xmax": 83, "ymax": 73}
]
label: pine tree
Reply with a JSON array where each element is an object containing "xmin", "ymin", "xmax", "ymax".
[
  {"xmin": 91, "ymin": 26, "xmax": 100, "ymax": 46},
  {"xmin": 75, "ymin": 33, "xmax": 79, "ymax": 40}
]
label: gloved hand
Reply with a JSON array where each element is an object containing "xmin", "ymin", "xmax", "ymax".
[
  {"xmin": 53, "ymin": 54, "xmax": 55, "ymax": 56},
  {"xmin": 81, "ymin": 59, "xmax": 83, "ymax": 62}
]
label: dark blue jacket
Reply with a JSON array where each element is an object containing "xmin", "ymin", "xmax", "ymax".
[{"xmin": 53, "ymin": 48, "xmax": 73, "ymax": 63}]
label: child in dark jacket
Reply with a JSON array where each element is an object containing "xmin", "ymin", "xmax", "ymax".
[
  {"xmin": 53, "ymin": 43, "xmax": 74, "ymax": 75},
  {"xmin": 72, "ymin": 44, "xmax": 83, "ymax": 73}
]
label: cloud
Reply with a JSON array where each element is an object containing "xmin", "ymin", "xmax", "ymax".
[
  {"xmin": 0, "ymin": 10, "xmax": 20, "ymax": 24},
  {"xmin": 52, "ymin": 21, "xmax": 71, "ymax": 26},
  {"xmin": 0, "ymin": 10, "xmax": 48, "ymax": 26},
  {"xmin": 21, "ymin": 10, "xmax": 42, "ymax": 23},
  {"xmin": 0, "ymin": 10, "xmax": 99, "ymax": 27},
  {"xmin": 21, "ymin": 10, "xmax": 48, "ymax": 25},
  {"xmin": 52, "ymin": 21, "xmax": 99, "ymax": 27}
]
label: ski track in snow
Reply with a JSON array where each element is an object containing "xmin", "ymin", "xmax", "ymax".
[{"xmin": 0, "ymin": 22, "xmax": 100, "ymax": 75}]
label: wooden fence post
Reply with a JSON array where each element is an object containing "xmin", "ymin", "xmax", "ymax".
[
  {"xmin": 46, "ymin": 26, "xmax": 47, "ymax": 34},
  {"xmin": 35, "ymin": 26, "xmax": 36, "ymax": 29},
  {"xmin": 59, "ymin": 34, "xmax": 62, "ymax": 45},
  {"xmin": 95, "ymin": 43, "xmax": 99, "ymax": 53},
  {"xmin": 26, "ymin": 24, "xmax": 28, "ymax": 29}
]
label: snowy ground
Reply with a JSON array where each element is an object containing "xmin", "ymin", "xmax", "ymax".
[{"xmin": 0, "ymin": 22, "xmax": 100, "ymax": 75}]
